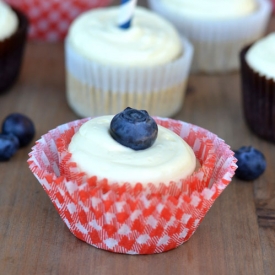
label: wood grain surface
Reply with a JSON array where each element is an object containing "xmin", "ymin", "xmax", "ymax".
[{"xmin": 0, "ymin": 1, "xmax": 275, "ymax": 274}]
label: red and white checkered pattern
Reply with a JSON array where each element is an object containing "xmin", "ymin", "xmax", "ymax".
[
  {"xmin": 28, "ymin": 117, "xmax": 237, "ymax": 254},
  {"xmin": 6, "ymin": 0, "xmax": 112, "ymax": 41}
]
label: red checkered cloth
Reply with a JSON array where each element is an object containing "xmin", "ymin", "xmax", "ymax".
[
  {"xmin": 6, "ymin": 0, "xmax": 112, "ymax": 41},
  {"xmin": 28, "ymin": 117, "xmax": 237, "ymax": 254}
]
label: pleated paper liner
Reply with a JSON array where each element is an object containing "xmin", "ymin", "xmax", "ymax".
[
  {"xmin": 28, "ymin": 117, "xmax": 237, "ymax": 254},
  {"xmin": 240, "ymin": 45, "xmax": 275, "ymax": 143},
  {"xmin": 65, "ymin": 37, "xmax": 193, "ymax": 118},
  {"xmin": 148, "ymin": 0, "xmax": 272, "ymax": 73},
  {"xmin": 0, "ymin": 7, "xmax": 28, "ymax": 93}
]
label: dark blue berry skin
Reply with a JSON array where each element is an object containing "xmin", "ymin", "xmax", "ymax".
[
  {"xmin": 2, "ymin": 113, "xmax": 35, "ymax": 147},
  {"xmin": 0, "ymin": 134, "xmax": 19, "ymax": 161},
  {"xmin": 234, "ymin": 146, "xmax": 266, "ymax": 181},
  {"xmin": 110, "ymin": 107, "xmax": 158, "ymax": 150}
]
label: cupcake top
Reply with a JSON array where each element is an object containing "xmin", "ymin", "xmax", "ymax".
[
  {"xmin": 159, "ymin": 0, "xmax": 256, "ymax": 19},
  {"xmin": 68, "ymin": 115, "xmax": 196, "ymax": 185},
  {"xmin": 67, "ymin": 6, "xmax": 182, "ymax": 67},
  {"xmin": 0, "ymin": 0, "xmax": 18, "ymax": 41},
  {"xmin": 245, "ymin": 32, "xmax": 275, "ymax": 80}
]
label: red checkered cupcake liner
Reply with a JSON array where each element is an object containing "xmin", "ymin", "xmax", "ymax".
[
  {"xmin": 28, "ymin": 117, "xmax": 237, "ymax": 254},
  {"xmin": 6, "ymin": 0, "xmax": 112, "ymax": 41}
]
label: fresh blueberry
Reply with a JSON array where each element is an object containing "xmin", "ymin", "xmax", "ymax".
[
  {"xmin": 2, "ymin": 113, "xmax": 35, "ymax": 147},
  {"xmin": 110, "ymin": 107, "xmax": 158, "ymax": 150},
  {"xmin": 0, "ymin": 134, "xmax": 20, "ymax": 161},
  {"xmin": 234, "ymin": 146, "xmax": 266, "ymax": 181}
]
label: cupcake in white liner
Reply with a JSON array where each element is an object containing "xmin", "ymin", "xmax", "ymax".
[
  {"xmin": 28, "ymin": 115, "xmax": 237, "ymax": 254},
  {"xmin": 65, "ymin": 6, "xmax": 193, "ymax": 118},
  {"xmin": 148, "ymin": 0, "xmax": 272, "ymax": 73}
]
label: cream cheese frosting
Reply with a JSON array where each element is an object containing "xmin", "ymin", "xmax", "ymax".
[
  {"xmin": 245, "ymin": 33, "xmax": 275, "ymax": 80},
  {"xmin": 159, "ymin": 0, "xmax": 257, "ymax": 19},
  {"xmin": 67, "ymin": 6, "xmax": 182, "ymax": 67},
  {"xmin": 0, "ymin": 0, "xmax": 18, "ymax": 41},
  {"xmin": 68, "ymin": 116, "xmax": 196, "ymax": 185}
]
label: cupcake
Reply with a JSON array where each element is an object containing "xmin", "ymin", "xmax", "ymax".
[
  {"xmin": 240, "ymin": 32, "xmax": 275, "ymax": 143},
  {"xmin": 5, "ymin": 0, "xmax": 112, "ymax": 41},
  {"xmin": 148, "ymin": 0, "xmax": 272, "ymax": 73},
  {"xmin": 28, "ymin": 108, "xmax": 237, "ymax": 254},
  {"xmin": 65, "ymin": 6, "xmax": 193, "ymax": 118},
  {"xmin": 0, "ymin": 0, "xmax": 28, "ymax": 93}
]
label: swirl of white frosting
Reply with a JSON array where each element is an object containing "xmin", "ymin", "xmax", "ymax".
[
  {"xmin": 0, "ymin": 1, "xmax": 18, "ymax": 41},
  {"xmin": 159, "ymin": 0, "xmax": 257, "ymax": 19},
  {"xmin": 68, "ymin": 116, "xmax": 196, "ymax": 185},
  {"xmin": 246, "ymin": 33, "xmax": 275, "ymax": 80},
  {"xmin": 68, "ymin": 6, "xmax": 182, "ymax": 67}
]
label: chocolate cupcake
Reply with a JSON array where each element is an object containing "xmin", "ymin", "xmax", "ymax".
[
  {"xmin": 240, "ymin": 33, "xmax": 275, "ymax": 143},
  {"xmin": 0, "ymin": 1, "xmax": 28, "ymax": 93}
]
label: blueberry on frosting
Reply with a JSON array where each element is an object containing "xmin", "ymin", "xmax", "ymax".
[{"xmin": 110, "ymin": 107, "xmax": 158, "ymax": 150}]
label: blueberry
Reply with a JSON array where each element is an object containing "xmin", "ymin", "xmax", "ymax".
[
  {"xmin": 234, "ymin": 146, "xmax": 266, "ymax": 181},
  {"xmin": 0, "ymin": 134, "xmax": 19, "ymax": 161},
  {"xmin": 2, "ymin": 113, "xmax": 35, "ymax": 147},
  {"xmin": 110, "ymin": 107, "xmax": 158, "ymax": 150}
]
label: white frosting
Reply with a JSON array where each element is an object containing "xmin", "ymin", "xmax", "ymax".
[
  {"xmin": 246, "ymin": 33, "xmax": 275, "ymax": 80},
  {"xmin": 67, "ymin": 6, "xmax": 182, "ymax": 67},
  {"xmin": 0, "ymin": 1, "xmax": 18, "ymax": 41},
  {"xmin": 159, "ymin": 0, "xmax": 257, "ymax": 19},
  {"xmin": 68, "ymin": 116, "xmax": 196, "ymax": 185}
]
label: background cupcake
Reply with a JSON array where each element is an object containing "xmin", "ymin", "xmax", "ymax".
[
  {"xmin": 5, "ymin": 0, "xmax": 112, "ymax": 41},
  {"xmin": 65, "ymin": 5, "xmax": 193, "ymax": 118},
  {"xmin": 240, "ymin": 32, "xmax": 275, "ymax": 143},
  {"xmin": 0, "ymin": 0, "xmax": 28, "ymax": 93},
  {"xmin": 272, "ymin": 0, "xmax": 275, "ymax": 13},
  {"xmin": 28, "ymin": 114, "xmax": 237, "ymax": 254},
  {"xmin": 148, "ymin": 0, "xmax": 272, "ymax": 73}
]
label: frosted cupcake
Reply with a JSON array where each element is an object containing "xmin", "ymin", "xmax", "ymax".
[
  {"xmin": 0, "ymin": 1, "xmax": 28, "ymax": 93},
  {"xmin": 148, "ymin": 0, "xmax": 272, "ymax": 73},
  {"xmin": 66, "ymin": 108, "xmax": 197, "ymax": 186},
  {"xmin": 240, "ymin": 32, "xmax": 275, "ymax": 143},
  {"xmin": 28, "ymin": 108, "xmax": 237, "ymax": 254},
  {"xmin": 65, "ymin": 6, "xmax": 193, "ymax": 118}
]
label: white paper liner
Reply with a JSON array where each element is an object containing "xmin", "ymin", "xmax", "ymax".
[
  {"xmin": 64, "ymin": 37, "xmax": 193, "ymax": 117},
  {"xmin": 148, "ymin": 0, "xmax": 272, "ymax": 73}
]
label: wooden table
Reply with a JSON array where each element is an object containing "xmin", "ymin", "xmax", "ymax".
[{"xmin": 0, "ymin": 2, "xmax": 275, "ymax": 274}]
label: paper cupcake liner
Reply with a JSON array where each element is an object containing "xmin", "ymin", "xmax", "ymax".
[
  {"xmin": 5, "ymin": 0, "xmax": 112, "ymax": 41},
  {"xmin": 240, "ymin": 45, "xmax": 275, "ymax": 143},
  {"xmin": 148, "ymin": 0, "xmax": 272, "ymax": 73},
  {"xmin": 64, "ymin": 37, "xmax": 193, "ymax": 118},
  {"xmin": 0, "ymin": 7, "xmax": 28, "ymax": 93},
  {"xmin": 28, "ymin": 117, "xmax": 237, "ymax": 254},
  {"xmin": 272, "ymin": 0, "xmax": 275, "ymax": 13}
]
